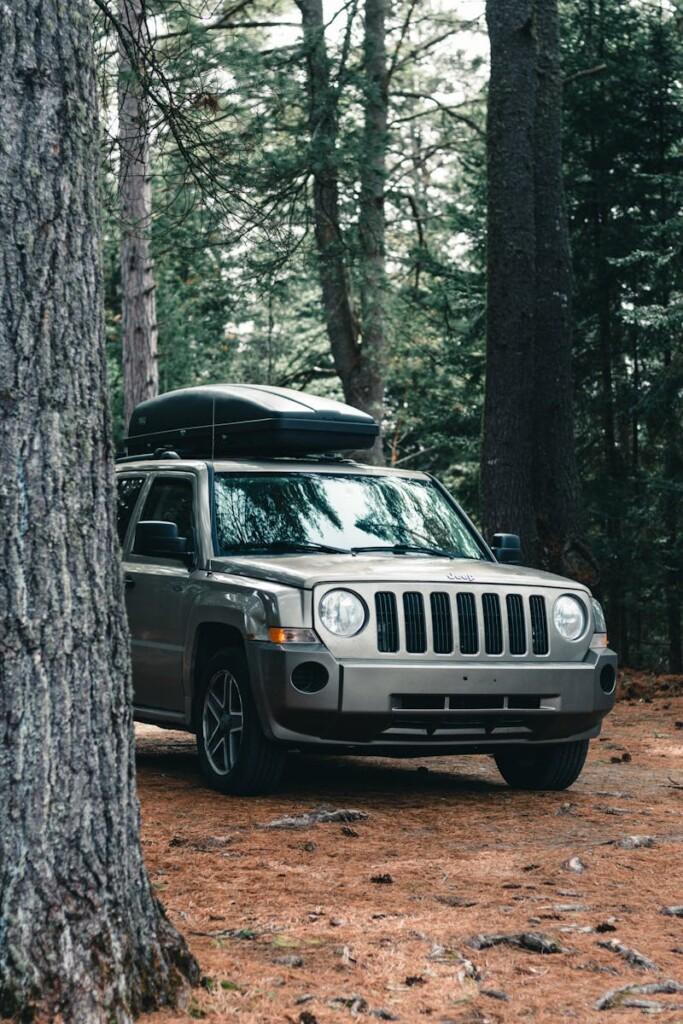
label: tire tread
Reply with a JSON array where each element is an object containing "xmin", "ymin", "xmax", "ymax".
[{"xmin": 495, "ymin": 739, "xmax": 589, "ymax": 791}]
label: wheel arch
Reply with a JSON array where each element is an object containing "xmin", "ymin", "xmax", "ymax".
[{"xmin": 191, "ymin": 622, "xmax": 246, "ymax": 726}]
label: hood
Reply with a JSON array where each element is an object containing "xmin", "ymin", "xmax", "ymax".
[{"xmin": 209, "ymin": 553, "xmax": 589, "ymax": 594}]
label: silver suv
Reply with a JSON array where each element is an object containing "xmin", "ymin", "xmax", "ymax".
[{"xmin": 116, "ymin": 385, "xmax": 617, "ymax": 795}]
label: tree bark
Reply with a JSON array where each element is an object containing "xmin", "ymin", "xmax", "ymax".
[
  {"xmin": 481, "ymin": 0, "xmax": 537, "ymax": 557},
  {"xmin": 357, "ymin": 0, "xmax": 388, "ymax": 462},
  {"xmin": 296, "ymin": 0, "xmax": 385, "ymax": 462},
  {"xmin": 0, "ymin": 3, "xmax": 198, "ymax": 1020},
  {"xmin": 531, "ymin": 0, "xmax": 580, "ymax": 575},
  {"xmin": 119, "ymin": 0, "xmax": 159, "ymax": 430}
]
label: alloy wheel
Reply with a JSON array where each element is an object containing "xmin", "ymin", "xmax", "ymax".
[{"xmin": 202, "ymin": 668, "xmax": 244, "ymax": 776}]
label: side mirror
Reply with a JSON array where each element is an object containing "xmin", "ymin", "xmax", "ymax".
[
  {"xmin": 491, "ymin": 533, "xmax": 522, "ymax": 565},
  {"xmin": 135, "ymin": 520, "xmax": 191, "ymax": 560}
]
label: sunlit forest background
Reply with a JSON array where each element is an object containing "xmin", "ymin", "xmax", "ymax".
[{"xmin": 96, "ymin": 0, "xmax": 682, "ymax": 672}]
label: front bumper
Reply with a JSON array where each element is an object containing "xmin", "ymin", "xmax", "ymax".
[{"xmin": 246, "ymin": 642, "xmax": 618, "ymax": 755}]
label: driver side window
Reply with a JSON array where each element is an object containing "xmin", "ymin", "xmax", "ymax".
[{"xmin": 133, "ymin": 476, "xmax": 194, "ymax": 554}]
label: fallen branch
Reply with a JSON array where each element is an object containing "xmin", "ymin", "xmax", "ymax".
[
  {"xmin": 259, "ymin": 808, "xmax": 369, "ymax": 830},
  {"xmin": 596, "ymin": 980, "xmax": 683, "ymax": 1012},
  {"xmin": 597, "ymin": 939, "xmax": 657, "ymax": 971},
  {"xmin": 467, "ymin": 932, "xmax": 569, "ymax": 954}
]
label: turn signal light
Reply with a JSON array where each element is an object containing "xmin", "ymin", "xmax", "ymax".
[
  {"xmin": 267, "ymin": 627, "xmax": 318, "ymax": 645},
  {"xmin": 590, "ymin": 633, "xmax": 608, "ymax": 650}
]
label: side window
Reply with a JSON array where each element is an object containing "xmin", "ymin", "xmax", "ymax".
[
  {"xmin": 116, "ymin": 476, "xmax": 145, "ymax": 543},
  {"xmin": 134, "ymin": 477, "xmax": 194, "ymax": 553}
]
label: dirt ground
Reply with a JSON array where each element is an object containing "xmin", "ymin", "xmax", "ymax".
[{"xmin": 139, "ymin": 684, "xmax": 683, "ymax": 1024}]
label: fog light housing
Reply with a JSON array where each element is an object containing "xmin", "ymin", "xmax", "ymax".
[
  {"xmin": 291, "ymin": 661, "xmax": 329, "ymax": 694},
  {"xmin": 600, "ymin": 664, "xmax": 616, "ymax": 695}
]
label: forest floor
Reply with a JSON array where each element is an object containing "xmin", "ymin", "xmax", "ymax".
[{"xmin": 139, "ymin": 673, "xmax": 683, "ymax": 1024}]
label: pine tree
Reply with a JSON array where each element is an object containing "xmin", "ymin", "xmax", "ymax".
[{"xmin": 0, "ymin": 2, "xmax": 199, "ymax": 1017}]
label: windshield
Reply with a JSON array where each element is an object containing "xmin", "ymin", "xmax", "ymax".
[{"xmin": 213, "ymin": 472, "xmax": 488, "ymax": 560}]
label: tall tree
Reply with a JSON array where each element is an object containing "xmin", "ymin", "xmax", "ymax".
[
  {"xmin": 0, "ymin": 1, "xmax": 198, "ymax": 1019},
  {"xmin": 532, "ymin": 0, "xmax": 579, "ymax": 575},
  {"xmin": 482, "ymin": 0, "xmax": 580, "ymax": 569},
  {"xmin": 358, "ymin": 0, "xmax": 389, "ymax": 457},
  {"xmin": 296, "ymin": 0, "xmax": 387, "ymax": 461},
  {"xmin": 481, "ymin": 0, "xmax": 537, "ymax": 557},
  {"xmin": 119, "ymin": 0, "xmax": 159, "ymax": 427},
  {"xmin": 296, "ymin": 0, "xmax": 363, "ymax": 413}
]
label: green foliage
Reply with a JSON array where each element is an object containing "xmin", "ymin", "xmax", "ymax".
[
  {"xmin": 98, "ymin": 0, "xmax": 681, "ymax": 669},
  {"xmin": 562, "ymin": 0, "xmax": 683, "ymax": 668}
]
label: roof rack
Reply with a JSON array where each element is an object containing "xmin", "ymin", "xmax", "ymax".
[
  {"xmin": 114, "ymin": 450, "xmax": 362, "ymax": 466},
  {"xmin": 115, "ymin": 448, "xmax": 182, "ymax": 464}
]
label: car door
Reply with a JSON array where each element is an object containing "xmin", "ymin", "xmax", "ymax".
[{"xmin": 123, "ymin": 472, "xmax": 197, "ymax": 713}]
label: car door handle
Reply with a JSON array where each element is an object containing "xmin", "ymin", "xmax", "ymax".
[{"xmin": 124, "ymin": 575, "xmax": 135, "ymax": 590}]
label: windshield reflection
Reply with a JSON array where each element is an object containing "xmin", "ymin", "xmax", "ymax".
[{"xmin": 214, "ymin": 473, "xmax": 487, "ymax": 561}]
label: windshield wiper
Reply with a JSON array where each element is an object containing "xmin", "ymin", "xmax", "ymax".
[
  {"xmin": 225, "ymin": 540, "xmax": 352, "ymax": 556},
  {"xmin": 351, "ymin": 544, "xmax": 457, "ymax": 559}
]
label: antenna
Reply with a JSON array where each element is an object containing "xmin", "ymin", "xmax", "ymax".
[
  {"xmin": 208, "ymin": 396, "xmax": 217, "ymax": 574},
  {"xmin": 210, "ymin": 396, "xmax": 216, "ymax": 462}
]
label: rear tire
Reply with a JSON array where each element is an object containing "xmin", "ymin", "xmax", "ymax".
[
  {"xmin": 494, "ymin": 739, "xmax": 589, "ymax": 791},
  {"xmin": 196, "ymin": 648, "xmax": 286, "ymax": 795}
]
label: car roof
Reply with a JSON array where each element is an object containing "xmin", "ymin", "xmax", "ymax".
[{"xmin": 114, "ymin": 457, "xmax": 430, "ymax": 481}]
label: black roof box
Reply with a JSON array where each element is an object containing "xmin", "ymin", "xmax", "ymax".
[{"xmin": 124, "ymin": 384, "xmax": 379, "ymax": 457}]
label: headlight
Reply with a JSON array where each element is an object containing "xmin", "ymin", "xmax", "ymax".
[
  {"xmin": 319, "ymin": 589, "xmax": 366, "ymax": 637},
  {"xmin": 553, "ymin": 595, "xmax": 587, "ymax": 641},
  {"xmin": 591, "ymin": 598, "xmax": 607, "ymax": 633}
]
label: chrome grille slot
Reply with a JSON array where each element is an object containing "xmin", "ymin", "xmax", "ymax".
[
  {"xmin": 506, "ymin": 594, "xmax": 526, "ymax": 654},
  {"xmin": 375, "ymin": 591, "xmax": 399, "ymax": 652},
  {"xmin": 530, "ymin": 595, "xmax": 549, "ymax": 655},
  {"xmin": 482, "ymin": 593, "xmax": 503, "ymax": 654},
  {"xmin": 403, "ymin": 592, "xmax": 427, "ymax": 653},
  {"xmin": 430, "ymin": 592, "xmax": 453, "ymax": 653},
  {"xmin": 456, "ymin": 592, "xmax": 478, "ymax": 654}
]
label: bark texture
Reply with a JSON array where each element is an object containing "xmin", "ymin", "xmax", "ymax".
[
  {"xmin": 481, "ymin": 0, "xmax": 538, "ymax": 557},
  {"xmin": 532, "ymin": 0, "xmax": 580, "ymax": 574},
  {"xmin": 119, "ymin": 0, "xmax": 159, "ymax": 429},
  {"xmin": 0, "ymin": 3, "xmax": 198, "ymax": 1020},
  {"xmin": 296, "ymin": 0, "xmax": 385, "ymax": 462},
  {"xmin": 482, "ymin": 0, "xmax": 580, "ymax": 569}
]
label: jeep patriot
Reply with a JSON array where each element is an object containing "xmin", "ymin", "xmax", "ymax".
[{"xmin": 116, "ymin": 384, "xmax": 617, "ymax": 794}]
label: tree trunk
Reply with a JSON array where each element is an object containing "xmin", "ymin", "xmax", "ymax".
[
  {"xmin": 357, "ymin": 0, "xmax": 388, "ymax": 463},
  {"xmin": 119, "ymin": 0, "xmax": 159, "ymax": 430},
  {"xmin": 296, "ymin": 0, "xmax": 384, "ymax": 462},
  {"xmin": 481, "ymin": 0, "xmax": 537, "ymax": 557},
  {"xmin": 0, "ymin": 3, "xmax": 198, "ymax": 1020},
  {"xmin": 663, "ymin": 351, "xmax": 682, "ymax": 673},
  {"xmin": 531, "ymin": 0, "xmax": 580, "ymax": 575},
  {"xmin": 585, "ymin": 0, "xmax": 626, "ymax": 653}
]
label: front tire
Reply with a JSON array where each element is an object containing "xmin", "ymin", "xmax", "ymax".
[
  {"xmin": 494, "ymin": 739, "xmax": 589, "ymax": 791},
  {"xmin": 196, "ymin": 648, "xmax": 286, "ymax": 795}
]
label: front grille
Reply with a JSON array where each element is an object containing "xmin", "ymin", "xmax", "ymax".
[
  {"xmin": 375, "ymin": 591, "xmax": 399, "ymax": 652},
  {"xmin": 529, "ymin": 595, "xmax": 549, "ymax": 655},
  {"xmin": 403, "ymin": 592, "xmax": 427, "ymax": 653},
  {"xmin": 456, "ymin": 593, "xmax": 478, "ymax": 654},
  {"xmin": 373, "ymin": 588, "xmax": 553, "ymax": 658}
]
